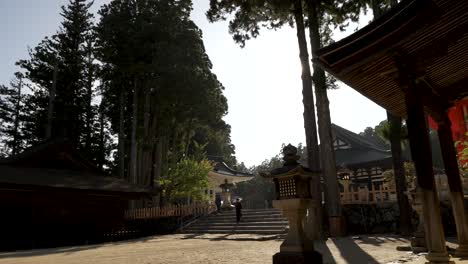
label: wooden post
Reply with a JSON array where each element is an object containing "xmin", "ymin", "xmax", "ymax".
[
  {"xmin": 437, "ymin": 112, "xmax": 468, "ymax": 257},
  {"xmin": 403, "ymin": 78, "xmax": 451, "ymax": 263}
]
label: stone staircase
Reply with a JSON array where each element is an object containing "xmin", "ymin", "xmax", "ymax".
[{"xmin": 180, "ymin": 208, "xmax": 288, "ymax": 234}]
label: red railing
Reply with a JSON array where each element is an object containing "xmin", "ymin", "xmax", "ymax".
[
  {"xmin": 124, "ymin": 203, "xmax": 217, "ymax": 220},
  {"xmin": 340, "ymin": 186, "xmax": 397, "ymax": 204}
]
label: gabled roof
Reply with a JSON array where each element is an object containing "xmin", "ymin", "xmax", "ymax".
[
  {"xmin": 0, "ymin": 138, "xmax": 102, "ymax": 173},
  {"xmin": 0, "ymin": 138, "xmax": 151, "ymax": 196},
  {"xmin": 207, "ymin": 171, "xmax": 253, "ymax": 187},
  {"xmin": 332, "ymin": 124, "xmax": 388, "ymax": 152},
  {"xmin": 332, "ymin": 124, "xmax": 393, "ymax": 168},
  {"xmin": 0, "ymin": 165, "xmax": 151, "ymax": 196},
  {"xmin": 207, "ymin": 155, "xmax": 253, "ymax": 177}
]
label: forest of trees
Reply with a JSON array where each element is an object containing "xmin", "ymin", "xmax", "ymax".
[{"xmin": 0, "ymin": 0, "xmax": 237, "ymax": 204}]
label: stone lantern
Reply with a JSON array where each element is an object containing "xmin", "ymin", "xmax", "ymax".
[
  {"xmin": 261, "ymin": 144, "xmax": 322, "ymax": 264},
  {"xmin": 219, "ymin": 179, "xmax": 235, "ymax": 210}
]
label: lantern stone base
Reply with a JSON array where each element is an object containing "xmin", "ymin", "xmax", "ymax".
[
  {"xmin": 273, "ymin": 199, "xmax": 320, "ymax": 255},
  {"xmin": 273, "ymin": 251, "xmax": 322, "ymax": 264}
]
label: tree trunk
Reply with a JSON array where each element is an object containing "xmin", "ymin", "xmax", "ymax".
[
  {"xmin": 142, "ymin": 86, "xmax": 151, "ymax": 185},
  {"xmin": 388, "ymin": 113, "xmax": 412, "ymax": 234},
  {"xmin": 85, "ymin": 44, "xmax": 93, "ymax": 153},
  {"xmin": 130, "ymin": 77, "xmax": 138, "ymax": 184},
  {"xmin": 372, "ymin": 0, "xmax": 412, "ymax": 236},
  {"xmin": 292, "ymin": 0, "xmax": 322, "ymax": 240},
  {"xmin": 118, "ymin": 88, "xmax": 126, "ymax": 179},
  {"xmin": 292, "ymin": 0, "xmax": 320, "ymax": 172},
  {"xmin": 98, "ymin": 106, "xmax": 105, "ymax": 170},
  {"xmin": 306, "ymin": 0, "xmax": 342, "ymax": 219},
  {"xmin": 46, "ymin": 61, "xmax": 58, "ymax": 139},
  {"xmin": 12, "ymin": 76, "xmax": 22, "ymax": 155}
]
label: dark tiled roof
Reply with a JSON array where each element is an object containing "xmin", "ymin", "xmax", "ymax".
[
  {"xmin": 206, "ymin": 155, "xmax": 253, "ymax": 177},
  {"xmin": 332, "ymin": 124, "xmax": 388, "ymax": 152},
  {"xmin": 332, "ymin": 124, "xmax": 393, "ymax": 168},
  {"xmin": 0, "ymin": 165, "xmax": 151, "ymax": 195},
  {"xmin": 0, "ymin": 138, "xmax": 102, "ymax": 173},
  {"xmin": 0, "ymin": 138, "xmax": 151, "ymax": 196},
  {"xmin": 335, "ymin": 149, "xmax": 392, "ymax": 168}
]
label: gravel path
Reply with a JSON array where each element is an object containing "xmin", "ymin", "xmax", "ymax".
[{"xmin": 0, "ymin": 234, "xmax": 464, "ymax": 264}]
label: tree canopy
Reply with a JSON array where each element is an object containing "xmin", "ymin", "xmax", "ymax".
[{"xmin": 0, "ymin": 0, "xmax": 238, "ymax": 205}]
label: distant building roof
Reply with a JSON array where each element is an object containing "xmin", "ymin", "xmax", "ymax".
[
  {"xmin": 332, "ymin": 124, "xmax": 393, "ymax": 169},
  {"xmin": 206, "ymin": 156, "xmax": 253, "ymax": 187},
  {"xmin": 0, "ymin": 138, "xmax": 151, "ymax": 197},
  {"xmin": 206, "ymin": 155, "xmax": 253, "ymax": 177},
  {"xmin": 207, "ymin": 171, "xmax": 253, "ymax": 187}
]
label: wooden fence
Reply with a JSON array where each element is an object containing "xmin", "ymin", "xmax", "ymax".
[
  {"xmin": 125, "ymin": 203, "xmax": 217, "ymax": 220},
  {"xmin": 340, "ymin": 185, "xmax": 397, "ymax": 205}
]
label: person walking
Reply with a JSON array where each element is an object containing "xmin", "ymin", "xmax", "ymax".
[
  {"xmin": 235, "ymin": 198, "xmax": 242, "ymax": 224},
  {"xmin": 215, "ymin": 194, "xmax": 221, "ymax": 212}
]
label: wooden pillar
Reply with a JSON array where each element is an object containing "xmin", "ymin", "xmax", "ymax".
[
  {"xmin": 403, "ymin": 79, "xmax": 451, "ymax": 263},
  {"xmin": 437, "ymin": 112, "xmax": 468, "ymax": 257}
]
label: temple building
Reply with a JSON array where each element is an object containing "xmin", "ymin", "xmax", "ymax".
[
  {"xmin": 206, "ymin": 156, "xmax": 253, "ymax": 202},
  {"xmin": 332, "ymin": 124, "xmax": 398, "ymax": 189},
  {"xmin": 0, "ymin": 138, "xmax": 150, "ymax": 250},
  {"xmin": 315, "ymin": 0, "xmax": 468, "ymax": 260}
]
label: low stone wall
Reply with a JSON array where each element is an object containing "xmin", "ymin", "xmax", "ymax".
[
  {"xmin": 342, "ymin": 202, "xmax": 456, "ymax": 235},
  {"xmin": 342, "ymin": 203, "xmax": 400, "ymax": 234}
]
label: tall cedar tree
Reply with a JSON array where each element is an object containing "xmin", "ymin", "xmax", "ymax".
[
  {"xmin": 16, "ymin": 0, "xmax": 109, "ymax": 166},
  {"xmin": 370, "ymin": 0, "xmax": 412, "ymax": 235},
  {"xmin": 206, "ymin": 0, "xmax": 367, "ymax": 225},
  {"xmin": 207, "ymin": 1, "xmax": 324, "ymax": 236},
  {"xmin": 0, "ymin": 73, "xmax": 26, "ymax": 156},
  {"xmin": 96, "ymin": 0, "xmax": 235, "ymax": 202}
]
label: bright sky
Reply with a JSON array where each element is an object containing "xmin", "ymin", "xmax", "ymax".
[{"xmin": 0, "ymin": 0, "xmax": 386, "ymax": 167}]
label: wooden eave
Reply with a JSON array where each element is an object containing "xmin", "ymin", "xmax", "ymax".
[
  {"xmin": 315, "ymin": 0, "xmax": 468, "ymax": 118},
  {"xmin": 0, "ymin": 165, "xmax": 153, "ymax": 199},
  {"xmin": 208, "ymin": 171, "xmax": 253, "ymax": 186},
  {"xmin": 0, "ymin": 181, "xmax": 149, "ymax": 200}
]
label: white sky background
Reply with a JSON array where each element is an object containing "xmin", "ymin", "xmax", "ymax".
[{"xmin": 0, "ymin": 0, "xmax": 386, "ymax": 167}]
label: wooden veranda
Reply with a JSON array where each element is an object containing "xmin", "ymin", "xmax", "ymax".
[{"xmin": 315, "ymin": 0, "xmax": 468, "ymax": 262}]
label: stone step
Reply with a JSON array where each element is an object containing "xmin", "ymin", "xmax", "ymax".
[
  {"xmin": 205, "ymin": 214, "xmax": 285, "ymax": 219},
  {"xmin": 191, "ymin": 221, "xmax": 288, "ymax": 227},
  {"xmin": 190, "ymin": 224, "xmax": 288, "ymax": 229},
  {"xmin": 186, "ymin": 225, "xmax": 287, "ymax": 230},
  {"xmin": 215, "ymin": 210, "xmax": 282, "ymax": 216},
  {"xmin": 199, "ymin": 218, "xmax": 286, "ymax": 224},
  {"xmin": 180, "ymin": 229, "xmax": 287, "ymax": 234},
  {"xmin": 181, "ymin": 209, "xmax": 288, "ymax": 235}
]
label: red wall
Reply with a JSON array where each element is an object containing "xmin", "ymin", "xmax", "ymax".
[{"xmin": 428, "ymin": 99, "xmax": 468, "ymax": 166}]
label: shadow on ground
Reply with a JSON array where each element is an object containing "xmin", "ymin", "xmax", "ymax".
[{"xmin": 0, "ymin": 236, "xmax": 159, "ymax": 259}]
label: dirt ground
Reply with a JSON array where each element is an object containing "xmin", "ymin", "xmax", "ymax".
[{"xmin": 0, "ymin": 234, "xmax": 466, "ymax": 264}]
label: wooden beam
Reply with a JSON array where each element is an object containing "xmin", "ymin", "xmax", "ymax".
[{"xmin": 440, "ymin": 76, "xmax": 468, "ymax": 103}]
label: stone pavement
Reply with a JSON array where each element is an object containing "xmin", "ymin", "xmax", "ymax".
[{"xmin": 0, "ymin": 234, "xmax": 467, "ymax": 264}]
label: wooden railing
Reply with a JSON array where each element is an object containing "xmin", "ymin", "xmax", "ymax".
[
  {"xmin": 340, "ymin": 185, "xmax": 397, "ymax": 205},
  {"xmin": 125, "ymin": 203, "xmax": 217, "ymax": 220}
]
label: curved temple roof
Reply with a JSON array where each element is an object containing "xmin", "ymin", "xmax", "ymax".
[{"xmin": 315, "ymin": 0, "xmax": 468, "ymax": 118}]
